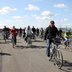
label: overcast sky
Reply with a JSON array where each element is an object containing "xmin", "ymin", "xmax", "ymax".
[{"xmin": 0, "ymin": 0, "xmax": 72, "ymax": 28}]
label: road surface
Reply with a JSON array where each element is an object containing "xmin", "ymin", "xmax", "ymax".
[{"xmin": 0, "ymin": 37, "xmax": 72, "ymax": 72}]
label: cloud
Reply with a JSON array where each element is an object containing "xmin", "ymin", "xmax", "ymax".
[
  {"xmin": 33, "ymin": 10, "xmax": 54, "ymax": 20},
  {"xmin": 0, "ymin": 7, "xmax": 17, "ymax": 15},
  {"xmin": 54, "ymin": 3, "xmax": 67, "ymax": 8},
  {"xmin": 3, "ymin": 19, "xmax": 12, "ymax": 22},
  {"xmin": 25, "ymin": 4, "xmax": 40, "ymax": 11},
  {"xmin": 41, "ymin": 11, "xmax": 54, "ymax": 17},
  {"xmin": 36, "ymin": 16, "xmax": 50, "ymax": 20},
  {"xmin": 63, "ymin": 18, "xmax": 68, "ymax": 21},
  {"xmin": 32, "ymin": 14, "xmax": 37, "ymax": 17},
  {"xmin": 59, "ymin": 18, "xmax": 68, "ymax": 22},
  {"xmin": 33, "ymin": 15, "xmax": 51, "ymax": 20},
  {"xmin": 13, "ymin": 16, "xmax": 24, "ymax": 21}
]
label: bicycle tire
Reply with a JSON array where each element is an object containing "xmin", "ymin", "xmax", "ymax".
[{"xmin": 55, "ymin": 50, "xmax": 63, "ymax": 69}]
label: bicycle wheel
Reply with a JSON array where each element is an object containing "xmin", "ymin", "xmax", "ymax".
[{"xmin": 55, "ymin": 50, "xmax": 63, "ymax": 69}]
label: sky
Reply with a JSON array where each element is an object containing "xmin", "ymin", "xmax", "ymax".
[{"xmin": 0, "ymin": 0, "xmax": 72, "ymax": 28}]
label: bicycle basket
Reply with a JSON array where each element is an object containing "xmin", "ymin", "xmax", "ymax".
[{"xmin": 55, "ymin": 38, "xmax": 61, "ymax": 44}]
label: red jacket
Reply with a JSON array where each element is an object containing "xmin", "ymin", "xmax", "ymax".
[{"xmin": 11, "ymin": 29, "xmax": 17, "ymax": 37}]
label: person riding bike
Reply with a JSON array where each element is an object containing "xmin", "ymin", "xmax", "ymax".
[
  {"xmin": 40, "ymin": 28, "xmax": 44, "ymax": 39},
  {"xmin": 11, "ymin": 26, "xmax": 17, "ymax": 48},
  {"xmin": 23, "ymin": 27, "xmax": 26, "ymax": 38},
  {"xmin": 44, "ymin": 20, "xmax": 59, "ymax": 57},
  {"xmin": 19, "ymin": 27, "xmax": 22, "ymax": 38},
  {"xmin": 25, "ymin": 26, "xmax": 32, "ymax": 45},
  {"xmin": 63, "ymin": 32, "xmax": 71, "ymax": 48},
  {"xmin": 2, "ymin": 26, "xmax": 8, "ymax": 42},
  {"xmin": 32, "ymin": 26, "xmax": 36, "ymax": 39},
  {"xmin": 36, "ymin": 28, "xmax": 39, "ymax": 36}
]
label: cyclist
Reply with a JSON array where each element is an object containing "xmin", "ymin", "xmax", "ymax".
[
  {"xmin": 2, "ymin": 26, "xmax": 8, "ymax": 42},
  {"xmin": 32, "ymin": 26, "xmax": 36, "ymax": 39},
  {"xmin": 25, "ymin": 26, "xmax": 32, "ymax": 45},
  {"xmin": 40, "ymin": 28, "xmax": 44, "ymax": 39},
  {"xmin": 23, "ymin": 27, "xmax": 26, "ymax": 38},
  {"xmin": 44, "ymin": 20, "xmax": 59, "ymax": 57},
  {"xmin": 19, "ymin": 27, "xmax": 22, "ymax": 38},
  {"xmin": 11, "ymin": 26, "xmax": 17, "ymax": 48},
  {"xmin": 36, "ymin": 28, "xmax": 39, "ymax": 37},
  {"xmin": 63, "ymin": 32, "xmax": 71, "ymax": 48}
]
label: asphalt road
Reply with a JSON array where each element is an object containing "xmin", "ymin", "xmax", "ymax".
[{"xmin": 0, "ymin": 36, "xmax": 72, "ymax": 72}]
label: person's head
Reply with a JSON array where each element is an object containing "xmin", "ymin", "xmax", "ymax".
[
  {"xmin": 4, "ymin": 26, "xmax": 6, "ymax": 28},
  {"xmin": 28, "ymin": 26, "xmax": 30, "ymax": 30},
  {"xmin": 50, "ymin": 20, "xmax": 55, "ymax": 27},
  {"xmin": 13, "ymin": 26, "xmax": 15, "ymax": 29}
]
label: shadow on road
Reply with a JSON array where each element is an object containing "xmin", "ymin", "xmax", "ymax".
[
  {"xmin": 15, "ymin": 45, "xmax": 47, "ymax": 49},
  {"xmin": 0, "ymin": 52, "xmax": 11, "ymax": 56},
  {"xmin": 32, "ymin": 40, "xmax": 44, "ymax": 42},
  {"xmin": 0, "ymin": 41, "xmax": 21, "ymax": 44},
  {"xmin": 0, "ymin": 52, "xmax": 11, "ymax": 71},
  {"xmin": 61, "ymin": 60, "xmax": 72, "ymax": 72},
  {"xmin": 0, "ymin": 41, "xmax": 11, "ymax": 44}
]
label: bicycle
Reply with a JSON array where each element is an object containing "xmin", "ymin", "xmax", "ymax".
[
  {"xmin": 32, "ymin": 33, "xmax": 36, "ymax": 40},
  {"xmin": 40, "ymin": 33, "xmax": 44, "ymax": 39},
  {"xmin": 26, "ymin": 35, "xmax": 32, "ymax": 46},
  {"xmin": 49, "ymin": 38, "xmax": 63, "ymax": 69},
  {"xmin": 63, "ymin": 37, "xmax": 72, "ymax": 51}
]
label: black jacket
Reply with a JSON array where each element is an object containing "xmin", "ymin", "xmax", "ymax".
[{"xmin": 44, "ymin": 26, "xmax": 58, "ymax": 40}]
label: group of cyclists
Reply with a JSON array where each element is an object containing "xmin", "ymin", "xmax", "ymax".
[
  {"xmin": 1, "ymin": 20, "xmax": 71, "ymax": 69},
  {"xmin": 1, "ymin": 20, "xmax": 71, "ymax": 55},
  {"xmin": 2, "ymin": 26, "xmax": 17, "ymax": 48},
  {"xmin": 1, "ymin": 25, "xmax": 45, "ymax": 47}
]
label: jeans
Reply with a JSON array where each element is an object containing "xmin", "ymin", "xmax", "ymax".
[{"xmin": 46, "ymin": 39, "xmax": 52, "ymax": 57}]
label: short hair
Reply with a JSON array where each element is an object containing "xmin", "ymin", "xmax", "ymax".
[
  {"xmin": 4, "ymin": 26, "xmax": 6, "ymax": 28},
  {"xmin": 50, "ymin": 20, "xmax": 55, "ymax": 24}
]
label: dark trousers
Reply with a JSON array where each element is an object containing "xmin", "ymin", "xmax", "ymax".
[{"xmin": 12, "ymin": 36, "xmax": 17, "ymax": 45}]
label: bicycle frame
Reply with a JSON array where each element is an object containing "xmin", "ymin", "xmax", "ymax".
[{"xmin": 49, "ymin": 41, "xmax": 63, "ymax": 69}]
